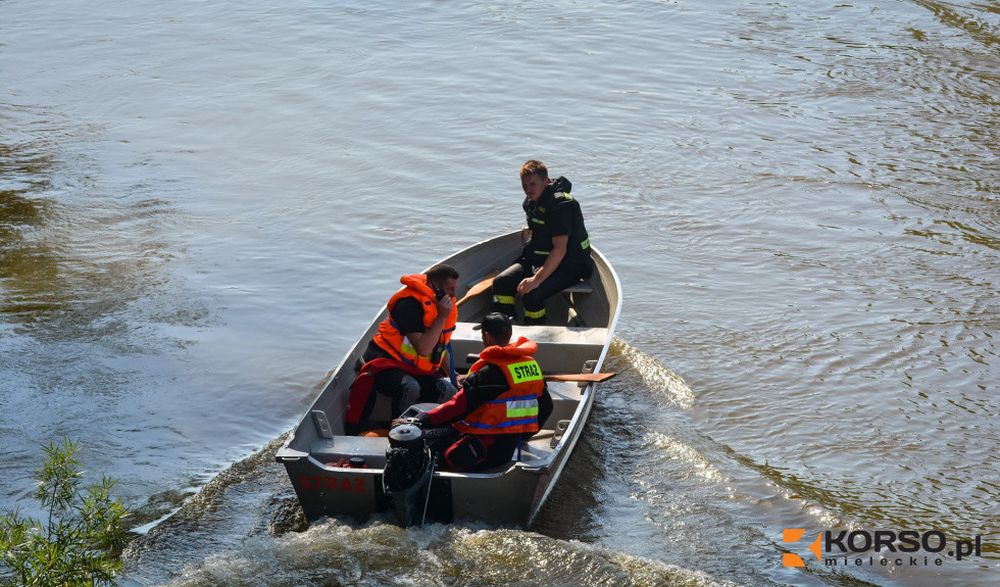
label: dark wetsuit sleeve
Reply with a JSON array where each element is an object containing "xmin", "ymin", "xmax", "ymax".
[
  {"xmin": 547, "ymin": 200, "xmax": 572, "ymax": 236},
  {"xmin": 537, "ymin": 383, "xmax": 553, "ymax": 428},
  {"xmin": 390, "ymin": 297, "xmax": 426, "ymax": 333},
  {"xmin": 423, "ymin": 364, "xmax": 508, "ymax": 426}
]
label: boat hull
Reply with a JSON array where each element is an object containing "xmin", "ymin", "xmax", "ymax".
[
  {"xmin": 280, "ymin": 386, "xmax": 592, "ymax": 526},
  {"xmin": 276, "ymin": 231, "xmax": 620, "ymax": 527}
]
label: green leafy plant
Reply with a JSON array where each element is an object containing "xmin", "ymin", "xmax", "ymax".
[{"xmin": 0, "ymin": 439, "xmax": 131, "ymax": 586}]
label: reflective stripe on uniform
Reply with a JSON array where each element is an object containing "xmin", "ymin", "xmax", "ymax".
[
  {"xmin": 524, "ymin": 307, "xmax": 546, "ymax": 319},
  {"xmin": 580, "ymin": 238, "xmax": 590, "ymax": 249},
  {"xmin": 400, "ymin": 339, "xmax": 429, "ymax": 364},
  {"xmin": 505, "ymin": 398, "xmax": 539, "ymax": 418},
  {"xmin": 533, "ymin": 250, "xmax": 550, "ymax": 256},
  {"xmin": 493, "ymin": 294, "xmax": 516, "ymax": 305},
  {"xmin": 531, "ymin": 217, "xmax": 545, "ymax": 225}
]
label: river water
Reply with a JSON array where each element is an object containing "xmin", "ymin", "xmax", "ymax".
[{"xmin": 1, "ymin": 1, "xmax": 997, "ymax": 585}]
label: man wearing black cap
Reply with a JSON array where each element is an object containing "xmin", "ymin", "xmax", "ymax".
[{"xmin": 405, "ymin": 312, "xmax": 553, "ymax": 472}]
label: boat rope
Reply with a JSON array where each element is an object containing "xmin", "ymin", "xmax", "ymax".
[{"xmin": 420, "ymin": 453, "xmax": 436, "ymax": 527}]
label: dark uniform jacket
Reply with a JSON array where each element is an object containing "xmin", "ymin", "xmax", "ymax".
[{"xmin": 521, "ymin": 176, "xmax": 592, "ymax": 270}]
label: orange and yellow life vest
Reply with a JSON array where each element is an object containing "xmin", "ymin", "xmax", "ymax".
[
  {"xmin": 372, "ymin": 274, "xmax": 458, "ymax": 374},
  {"xmin": 454, "ymin": 337, "xmax": 545, "ymax": 435}
]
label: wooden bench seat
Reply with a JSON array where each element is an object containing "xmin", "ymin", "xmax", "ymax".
[
  {"xmin": 451, "ymin": 322, "xmax": 608, "ymax": 345},
  {"xmin": 563, "ymin": 281, "xmax": 593, "ymax": 294}
]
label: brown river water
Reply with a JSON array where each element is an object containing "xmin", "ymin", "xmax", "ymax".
[{"xmin": 1, "ymin": 1, "xmax": 997, "ymax": 585}]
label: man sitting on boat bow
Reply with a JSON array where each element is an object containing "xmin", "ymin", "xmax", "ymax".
[
  {"xmin": 394, "ymin": 312, "xmax": 553, "ymax": 472},
  {"xmin": 345, "ymin": 265, "xmax": 461, "ymax": 435}
]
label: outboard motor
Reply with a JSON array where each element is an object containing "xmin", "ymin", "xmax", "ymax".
[{"xmin": 382, "ymin": 421, "xmax": 433, "ymax": 526}]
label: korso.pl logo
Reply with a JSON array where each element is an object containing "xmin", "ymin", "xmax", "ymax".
[
  {"xmin": 782, "ymin": 529, "xmax": 985, "ymax": 568},
  {"xmin": 782, "ymin": 529, "xmax": 822, "ymax": 567}
]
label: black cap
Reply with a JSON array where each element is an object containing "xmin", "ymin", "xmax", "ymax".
[{"xmin": 473, "ymin": 312, "xmax": 513, "ymax": 339}]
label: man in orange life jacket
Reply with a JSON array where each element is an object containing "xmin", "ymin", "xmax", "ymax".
[
  {"xmin": 491, "ymin": 159, "xmax": 593, "ymax": 324},
  {"xmin": 345, "ymin": 264, "xmax": 461, "ymax": 435},
  {"xmin": 401, "ymin": 312, "xmax": 553, "ymax": 472}
]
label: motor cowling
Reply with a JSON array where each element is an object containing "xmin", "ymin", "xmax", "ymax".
[
  {"xmin": 383, "ymin": 423, "xmax": 431, "ymax": 495},
  {"xmin": 388, "ymin": 422, "xmax": 424, "ymax": 451}
]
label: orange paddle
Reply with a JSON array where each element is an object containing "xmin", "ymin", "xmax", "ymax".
[
  {"xmin": 456, "ymin": 272, "xmax": 501, "ymax": 307},
  {"xmin": 543, "ymin": 372, "xmax": 617, "ymax": 383}
]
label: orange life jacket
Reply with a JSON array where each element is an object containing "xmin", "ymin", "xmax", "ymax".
[
  {"xmin": 372, "ymin": 274, "xmax": 458, "ymax": 374},
  {"xmin": 454, "ymin": 337, "xmax": 545, "ymax": 435}
]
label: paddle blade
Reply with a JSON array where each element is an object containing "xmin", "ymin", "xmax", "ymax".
[
  {"xmin": 456, "ymin": 274, "xmax": 498, "ymax": 307},
  {"xmin": 544, "ymin": 372, "xmax": 616, "ymax": 383}
]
